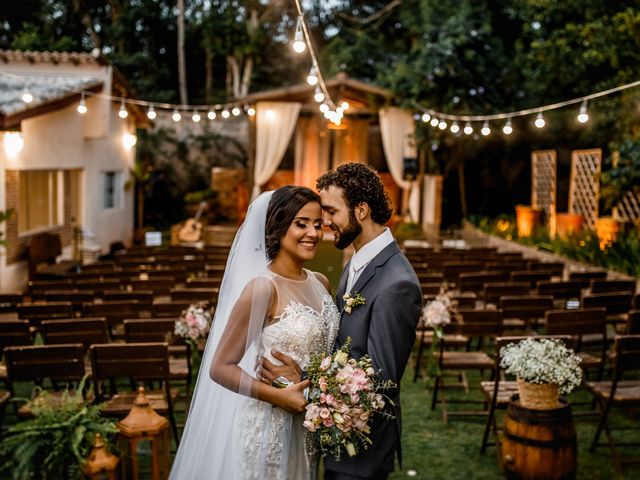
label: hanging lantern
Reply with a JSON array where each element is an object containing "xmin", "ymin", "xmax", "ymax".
[
  {"xmin": 83, "ymin": 432, "xmax": 119, "ymax": 480},
  {"xmin": 116, "ymin": 387, "xmax": 171, "ymax": 480}
]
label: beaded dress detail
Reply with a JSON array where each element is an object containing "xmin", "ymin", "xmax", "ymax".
[{"xmin": 233, "ymin": 269, "xmax": 340, "ymax": 480}]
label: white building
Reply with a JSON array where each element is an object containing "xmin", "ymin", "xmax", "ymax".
[{"xmin": 0, "ymin": 50, "xmax": 147, "ymax": 291}]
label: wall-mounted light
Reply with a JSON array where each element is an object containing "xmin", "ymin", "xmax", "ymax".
[
  {"xmin": 4, "ymin": 131, "xmax": 24, "ymax": 157},
  {"xmin": 122, "ymin": 133, "xmax": 137, "ymax": 149},
  {"xmin": 77, "ymin": 93, "xmax": 87, "ymax": 114}
]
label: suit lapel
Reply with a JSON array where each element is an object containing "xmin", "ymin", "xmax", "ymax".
[
  {"xmin": 350, "ymin": 241, "xmax": 400, "ymax": 294},
  {"xmin": 336, "ymin": 260, "xmax": 350, "ymax": 311}
]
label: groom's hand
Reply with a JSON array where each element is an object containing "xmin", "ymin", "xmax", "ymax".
[
  {"xmin": 260, "ymin": 350, "xmax": 302, "ymax": 385},
  {"xmin": 276, "ymin": 380, "xmax": 310, "ymax": 414}
]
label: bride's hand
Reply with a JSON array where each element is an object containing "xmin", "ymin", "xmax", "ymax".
[
  {"xmin": 260, "ymin": 350, "xmax": 302, "ymax": 385},
  {"xmin": 274, "ymin": 380, "xmax": 310, "ymax": 414}
]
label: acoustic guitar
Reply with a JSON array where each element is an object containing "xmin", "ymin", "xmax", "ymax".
[{"xmin": 178, "ymin": 201, "xmax": 206, "ymax": 243}]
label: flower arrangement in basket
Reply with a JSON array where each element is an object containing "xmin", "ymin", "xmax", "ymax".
[
  {"xmin": 303, "ymin": 338, "xmax": 395, "ymax": 459},
  {"xmin": 500, "ymin": 337, "xmax": 583, "ymax": 410},
  {"xmin": 174, "ymin": 302, "xmax": 213, "ymax": 362}
]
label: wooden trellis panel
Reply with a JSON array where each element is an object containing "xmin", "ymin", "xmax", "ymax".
[
  {"xmin": 569, "ymin": 149, "xmax": 601, "ymax": 229},
  {"xmin": 531, "ymin": 150, "xmax": 557, "ymax": 233},
  {"xmin": 617, "ymin": 191, "xmax": 640, "ymax": 223}
]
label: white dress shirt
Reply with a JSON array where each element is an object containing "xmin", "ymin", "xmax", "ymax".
[{"xmin": 345, "ymin": 227, "xmax": 394, "ymax": 294}]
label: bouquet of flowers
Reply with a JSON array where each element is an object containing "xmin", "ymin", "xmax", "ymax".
[
  {"xmin": 500, "ymin": 337, "xmax": 583, "ymax": 395},
  {"xmin": 303, "ymin": 338, "xmax": 395, "ymax": 459},
  {"xmin": 174, "ymin": 302, "xmax": 213, "ymax": 346},
  {"xmin": 421, "ymin": 284, "xmax": 454, "ymax": 339}
]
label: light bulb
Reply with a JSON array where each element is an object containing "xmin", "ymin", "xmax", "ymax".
[
  {"xmin": 421, "ymin": 113, "xmax": 431, "ymax": 123},
  {"xmin": 307, "ymin": 66, "xmax": 318, "ymax": 86},
  {"xmin": 292, "ymin": 17, "xmax": 306, "ymax": 53},
  {"xmin": 481, "ymin": 121, "xmax": 491, "ymax": 136},
  {"xmin": 577, "ymin": 100, "xmax": 589, "ymax": 124},
  {"xmin": 147, "ymin": 105, "xmax": 156, "ymax": 120},
  {"xmin": 208, "ymin": 110, "xmax": 216, "ymax": 120},
  {"xmin": 192, "ymin": 111, "xmax": 201, "ymax": 123},
  {"xmin": 77, "ymin": 94, "xmax": 87, "ymax": 114},
  {"xmin": 534, "ymin": 112, "xmax": 545, "ymax": 128},
  {"xmin": 118, "ymin": 101, "xmax": 128, "ymax": 119},
  {"xmin": 340, "ymin": 101, "xmax": 350, "ymax": 111},
  {"xmin": 319, "ymin": 103, "xmax": 329, "ymax": 113},
  {"xmin": 246, "ymin": 106, "xmax": 256, "ymax": 117},
  {"xmin": 438, "ymin": 120, "xmax": 447, "ymax": 130},
  {"xmin": 450, "ymin": 122, "xmax": 460, "ymax": 134},
  {"xmin": 430, "ymin": 117, "xmax": 439, "ymax": 127},
  {"xmin": 172, "ymin": 110, "xmax": 181, "ymax": 122},
  {"xmin": 122, "ymin": 133, "xmax": 137, "ymax": 149},
  {"xmin": 314, "ymin": 86, "xmax": 324, "ymax": 103},
  {"xmin": 232, "ymin": 106, "xmax": 241, "ymax": 116},
  {"xmin": 3, "ymin": 131, "xmax": 24, "ymax": 157},
  {"xmin": 463, "ymin": 122, "xmax": 473, "ymax": 135},
  {"xmin": 502, "ymin": 119, "xmax": 513, "ymax": 135},
  {"xmin": 22, "ymin": 88, "xmax": 33, "ymax": 103},
  {"xmin": 221, "ymin": 109, "xmax": 230, "ymax": 118},
  {"xmin": 336, "ymin": 107, "xmax": 344, "ymax": 115}
]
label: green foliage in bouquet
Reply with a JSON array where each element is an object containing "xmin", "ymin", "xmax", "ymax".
[
  {"xmin": 0, "ymin": 377, "xmax": 117, "ymax": 480},
  {"xmin": 303, "ymin": 338, "xmax": 395, "ymax": 460}
]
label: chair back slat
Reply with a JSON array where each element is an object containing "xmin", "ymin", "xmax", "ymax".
[
  {"xmin": 483, "ymin": 282, "xmax": 531, "ymax": 304},
  {"xmin": 545, "ymin": 308, "xmax": 607, "ymax": 335},
  {"xmin": 613, "ymin": 335, "xmax": 640, "ymax": 370},
  {"xmin": 569, "ymin": 271, "xmax": 607, "ymax": 281},
  {"xmin": 124, "ymin": 319, "xmax": 177, "ymax": 343},
  {"xmin": 17, "ymin": 302, "xmax": 74, "ymax": 326},
  {"xmin": 456, "ymin": 309, "xmax": 502, "ymax": 336},
  {"xmin": 103, "ymin": 290, "xmax": 154, "ymax": 304},
  {"xmin": 500, "ymin": 295, "xmax": 554, "ymax": 319},
  {"xmin": 90, "ymin": 343, "xmax": 169, "ymax": 380},
  {"xmin": 582, "ymin": 292, "xmax": 633, "ymax": 315},
  {"xmin": 83, "ymin": 301, "xmax": 142, "ymax": 327},
  {"xmin": 152, "ymin": 301, "xmax": 192, "ymax": 318},
  {"xmin": 41, "ymin": 318, "xmax": 110, "ymax": 350},
  {"xmin": 536, "ymin": 280, "xmax": 588, "ymax": 299},
  {"xmin": 590, "ymin": 280, "xmax": 637, "ymax": 295},
  {"xmin": 170, "ymin": 288, "xmax": 216, "ymax": 303},
  {"xmin": 5, "ymin": 344, "xmax": 85, "ymax": 382},
  {"xmin": 0, "ymin": 320, "xmax": 32, "ymax": 352}
]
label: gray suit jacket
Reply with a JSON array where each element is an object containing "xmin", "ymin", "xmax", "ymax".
[{"xmin": 324, "ymin": 241, "xmax": 422, "ymax": 477}]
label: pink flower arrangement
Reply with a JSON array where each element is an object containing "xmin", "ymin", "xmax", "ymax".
[
  {"xmin": 303, "ymin": 337, "xmax": 395, "ymax": 459},
  {"xmin": 174, "ymin": 302, "xmax": 213, "ymax": 344}
]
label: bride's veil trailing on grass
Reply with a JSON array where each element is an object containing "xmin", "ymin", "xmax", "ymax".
[{"xmin": 170, "ymin": 191, "xmax": 275, "ymax": 479}]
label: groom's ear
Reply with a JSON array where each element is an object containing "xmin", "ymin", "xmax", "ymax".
[{"xmin": 355, "ymin": 202, "xmax": 370, "ymax": 222}]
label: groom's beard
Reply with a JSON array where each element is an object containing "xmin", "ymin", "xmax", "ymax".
[{"xmin": 333, "ymin": 209, "xmax": 362, "ymax": 250}]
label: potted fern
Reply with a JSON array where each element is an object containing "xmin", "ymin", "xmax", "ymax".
[{"xmin": 0, "ymin": 379, "xmax": 117, "ymax": 479}]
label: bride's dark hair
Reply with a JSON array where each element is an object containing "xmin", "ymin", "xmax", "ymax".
[{"xmin": 265, "ymin": 186, "xmax": 320, "ymax": 260}]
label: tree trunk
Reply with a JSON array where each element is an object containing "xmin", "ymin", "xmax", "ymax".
[
  {"xmin": 228, "ymin": 56, "xmax": 240, "ymax": 98},
  {"xmin": 205, "ymin": 49, "xmax": 214, "ymax": 102},
  {"xmin": 240, "ymin": 56, "xmax": 253, "ymax": 97},
  {"xmin": 457, "ymin": 159, "xmax": 468, "ymax": 219},
  {"xmin": 177, "ymin": 0, "xmax": 188, "ymax": 105}
]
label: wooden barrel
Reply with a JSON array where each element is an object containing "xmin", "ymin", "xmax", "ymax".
[{"xmin": 502, "ymin": 396, "xmax": 577, "ymax": 480}]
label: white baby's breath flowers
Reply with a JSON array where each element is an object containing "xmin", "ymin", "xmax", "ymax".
[{"xmin": 500, "ymin": 338, "xmax": 583, "ymax": 395}]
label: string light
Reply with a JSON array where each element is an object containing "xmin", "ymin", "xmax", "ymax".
[
  {"xmin": 577, "ymin": 100, "xmax": 589, "ymax": 123},
  {"xmin": 246, "ymin": 106, "xmax": 256, "ymax": 117},
  {"xmin": 232, "ymin": 106, "xmax": 241, "ymax": 116},
  {"xmin": 340, "ymin": 101, "xmax": 350, "ymax": 111},
  {"xmin": 307, "ymin": 66, "xmax": 318, "ymax": 86},
  {"xmin": 534, "ymin": 112, "xmax": 545, "ymax": 128},
  {"xmin": 208, "ymin": 109, "xmax": 216, "ymax": 120},
  {"xmin": 192, "ymin": 111, "xmax": 201, "ymax": 123},
  {"xmin": 481, "ymin": 121, "xmax": 491, "ymax": 136},
  {"xmin": 172, "ymin": 110, "xmax": 181, "ymax": 122},
  {"xmin": 118, "ymin": 100, "xmax": 128, "ymax": 119},
  {"xmin": 502, "ymin": 119, "xmax": 513, "ymax": 135},
  {"xmin": 464, "ymin": 122, "xmax": 473, "ymax": 135},
  {"xmin": 122, "ymin": 133, "xmax": 137, "ymax": 149},
  {"xmin": 147, "ymin": 104, "xmax": 156, "ymax": 120},
  {"xmin": 221, "ymin": 108, "xmax": 230, "ymax": 119},
  {"xmin": 421, "ymin": 112, "xmax": 431, "ymax": 123},
  {"xmin": 438, "ymin": 120, "xmax": 447, "ymax": 130},
  {"xmin": 450, "ymin": 122, "xmax": 460, "ymax": 134},
  {"xmin": 21, "ymin": 87, "xmax": 33, "ymax": 103},
  {"xmin": 314, "ymin": 86, "xmax": 325, "ymax": 103},
  {"xmin": 77, "ymin": 93, "xmax": 87, "ymax": 114},
  {"xmin": 430, "ymin": 117, "xmax": 439, "ymax": 127},
  {"xmin": 292, "ymin": 16, "xmax": 306, "ymax": 53},
  {"xmin": 319, "ymin": 103, "xmax": 329, "ymax": 113}
]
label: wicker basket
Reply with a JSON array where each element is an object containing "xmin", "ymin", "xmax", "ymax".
[{"xmin": 517, "ymin": 378, "xmax": 559, "ymax": 410}]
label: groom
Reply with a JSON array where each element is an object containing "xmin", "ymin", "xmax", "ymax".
[{"xmin": 262, "ymin": 163, "xmax": 422, "ymax": 480}]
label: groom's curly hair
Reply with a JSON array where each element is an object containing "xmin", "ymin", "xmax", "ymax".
[
  {"xmin": 316, "ymin": 163, "xmax": 393, "ymax": 225},
  {"xmin": 265, "ymin": 186, "xmax": 320, "ymax": 260}
]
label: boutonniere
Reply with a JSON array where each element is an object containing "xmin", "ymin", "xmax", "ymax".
[{"xmin": 342, "ymin": 292, "xmax": 366, "ymax": 314}]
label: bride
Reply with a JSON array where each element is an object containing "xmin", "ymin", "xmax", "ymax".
[{"xmin": 170, "ymin": 186, "xmax": 340, "ymax": 479}]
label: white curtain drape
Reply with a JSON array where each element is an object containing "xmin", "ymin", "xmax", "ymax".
[
  {"xmin": 378, "ymin": 107, "xmax": 419, "ymax": 222},
  {"xmin": 252, "ymin": 101, "xmax": 301, "ymax": 199}
]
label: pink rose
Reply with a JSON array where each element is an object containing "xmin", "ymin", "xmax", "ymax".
[
  {"xmin": 325, "ymin": 394, "xmax": 335, "ymax": 406},
  {"xmin": 321, "ymin": 415, "xmax": 334, "ymax": 427},
  {"xmin": 318, "ymin": 377, "xmax": 327, "ymax": 392},
  {"xmin": 320, "ymin": 356, "xmax": 331, "ymax": 371},
  {"xmin": 319, "ymin": 408, "xmax": 331, "ymax": 419},
  {"xmin": 303, "ymin": 420, "xmax": 317, "ymax": 432}
]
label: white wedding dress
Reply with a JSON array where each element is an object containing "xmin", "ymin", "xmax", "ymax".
[{"xmin": 233, "ymin": 269, "xmax": 341, "ymax": 480}]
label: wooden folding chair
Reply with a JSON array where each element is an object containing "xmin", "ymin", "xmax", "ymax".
[
  {"xmin": 127, "ymin": 276, "xmax": 176, "ymax": 296},
  {"xmin": 569, "ymin": 270, "xmax": 607, "ymax": 282},
  {"xmin": 458, "ymin": 271, "xmax": 508, "ymax": 296},
  {"xmin": 545, "ymin": 308, "xmax": 608, "ymax": 379},
  {"xmin": 103, "ymin": 289, "xmax": 154, "ymax": 306},
  {"xmin": 0, "ymin": 293, "xmax": 24, "ymax": 313},
  {"xmin": 17, "ymin": 302, "xmax": 74, "ymax": 329},
  {"xmin": 443, "ymin": 261, "xmax": 486, "ymax": 283},
  {"xmin": 28, "ymin": 279, "xmax": 74, "ymax": 296},
  {"xmin": 590, "ymin": 280, "xmax": 637, "ymax": 295},
  {"xmin": 74, "ymin": 279, "xmax": 122, "ymax": 296},
  {"xmin": 186, "ymin": 277, "xmax": 222, "ymax": 290},
  {"xmin": 509, "ymin": 270, "xmax": 553, "ymax": 289},
  {"xmin": 582, "ymin": 292, "xmax": 633, "ymax": 324},
  {"xmin": 31, "ymin": 290, "xmax": 95, "ymax": 314},
  {"xmin": 170, "ymin": 288, "xmax": 217, "ymax": 303},
  {"xmin": 431, "ymin": 309, "xmax": 502, "ymax": 423},
  {"xmin": 4, "ymin": 344, "xmax": 86, "ymax": 418},
  {"xmin": 83, "ymin": 301, "xmax": 143, "ymax": 337},
  {"xmin": 0, "ymin": 320, "xmax": 32, "ymax": 384},
  {"xmin": 124, "ymin": 319, "xmax": 191, "ymax": 394},
  {"xmin": 536, "ymin": 280, "xmax": 588, "ymax": 302},
  {"xmin": 152, "ymin": 301, "xmax": 192, "ymax": 318},
  {"xmin": 587, "ymin": 335, "xmax": 640, "ymax": 473},
  {"xmin": 483, "ymin": 282, "xmax": 530, "ymax": 306},
  {"xmin": 529, "ymin": 261, "xmax": 565, "ymax": 277},
  {"xmin": 41, "ymin": 318, "xmax": 110, "ymax": 351},
  {"xmin": 499, "ymin": 295, "xmax": 554, "ymax": 331},
  {"xmin": 89, "ymin": 342, "xmax": 179, "ymax": 443}
]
